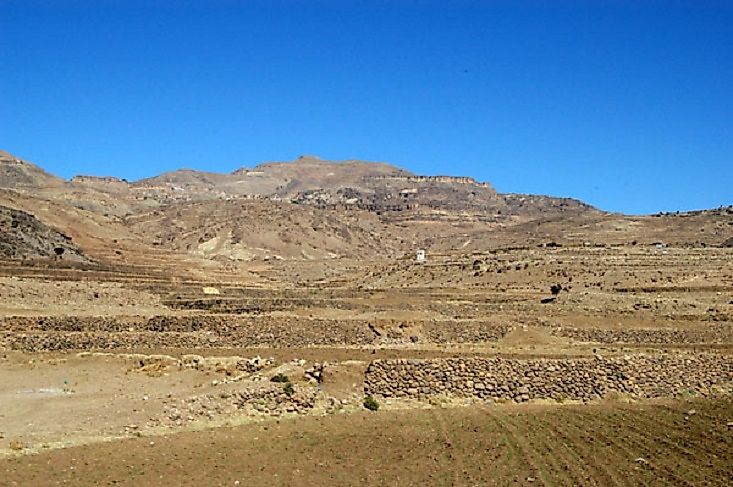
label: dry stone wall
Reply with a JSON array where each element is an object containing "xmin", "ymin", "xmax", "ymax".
[
  {"xmin": 2, "ymin": 315, "xmax": 731, "ymax": 352},
  {"xmin": 0, "ymin": 315, "xmax": 374, "ymax": 351},
  {"xmin": 0, "ymin": 315, "xmax": 513, "ymax": 351},
  {"xmin": 365, "ymin": 354, "xmax": 733, "ymax": 402},
  {"xmin": 422, "ymin": 322, "xmax": 510, "ymax": 343},
  {"xmin": 550, "ymin": 325, "xmax": 733, "ymax": 345},
  {"xmin": 0, "ymin": 317, "xmax": 375, "ymax": 352},
  {"xmin": 162, "ymin": 297, "xmax": 375, "ymax": 313}
]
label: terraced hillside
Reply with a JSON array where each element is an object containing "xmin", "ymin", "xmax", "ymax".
[{"xmin": 1, "ymin": 148, "xmax": 731, "ymax": 484}]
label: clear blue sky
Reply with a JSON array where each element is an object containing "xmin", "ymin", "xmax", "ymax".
[{"xmin": 1, "ymin": 1, "xmax": 731, "ymax": 214}]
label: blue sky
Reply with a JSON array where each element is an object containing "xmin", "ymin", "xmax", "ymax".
[{"xmin": 1, "ymin": 0, "xmax": 731, "ymax": 214}]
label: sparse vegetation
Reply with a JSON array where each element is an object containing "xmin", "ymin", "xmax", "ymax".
[
  {"xmin": 363, "ymin": 395, "xmax": 379, "ymax": 411},
  {"xmin": 270, "ymin": 373, "xmax": 290, "ymax": 383}
]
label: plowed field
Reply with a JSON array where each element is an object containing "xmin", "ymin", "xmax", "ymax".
[{"xmin": 3, "ymin": 398, "xmax": 731, "ymax": 486}]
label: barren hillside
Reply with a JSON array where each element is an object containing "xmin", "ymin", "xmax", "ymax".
[
  {"xmin": 125, "ymin": 199, "xmax": 416, "ymax": 261},
  {"xmin": 1, "ymin": 150, "xmax": 732, "ymax": 487},
  {"xmin": 1, "ymin": 149, "xmax": 729, "ymax": 268},
  {"xmin": 0, "ymin": 205, "xmax": 89, "ymax": 262},
  {"xmin": 0, "ymin": 150, "xmax": 66, "ymax": 189}
]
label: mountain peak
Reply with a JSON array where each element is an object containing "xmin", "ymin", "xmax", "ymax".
[
  {"xmin": 0, "ymin": 150, "xmax": 24, "ymax": 164},
  {"xmin": 0, "ymin": 150, "xmax": 66, "ymax": 188},
  {"xmin": 295, "ymin": 154, "xmax": 323, "ymax": 162}
]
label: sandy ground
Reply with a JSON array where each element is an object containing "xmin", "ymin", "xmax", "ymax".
[
  {"xmin": 0, "ymin": 277, "xmax": 166, "ymax": 316},
  {"xmin": 0, "ymin": 353, "xmax": 204, "ymax": 450}
]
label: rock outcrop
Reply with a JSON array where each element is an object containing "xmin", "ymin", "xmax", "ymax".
[{"xmin": 0, "ymin": 205, "xmax": 91, "ymax": 262}]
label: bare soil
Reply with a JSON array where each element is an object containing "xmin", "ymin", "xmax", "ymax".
[{"xmin": 2, "ymin": 398, "xmax": 731, "ymax": 486}]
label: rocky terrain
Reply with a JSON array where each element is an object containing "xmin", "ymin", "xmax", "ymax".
[
  {"xmin": 0, "ymin": 148, "xmax": 731, "ymax": 485},
  {"xmin": 124, "ymin": 199, "xmax": 413, "ymax": 261},
  {"xmin": 0, "ymin": 150, "xmax": 66, "ymax": 189},
  {"xmin": 0, "ymin": 206, "xmax": 90, "ymax": 262},
  {"xmin": 2, "ymin": 149, "xmax": 732, "ymax": 265}
]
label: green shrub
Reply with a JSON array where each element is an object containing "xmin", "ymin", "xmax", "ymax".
[
  {"xmin": 676, "ymin": 389, "xmax": 695, "ymax": 399},
  {"xmin": 283, "ymin": 382, "xmax": 295, "ymax": 396},
  {"xmin": 270, "ymin": 373, "xmax": 289, "ymax": 383},
  {"xmin": 363, "ymin": 395, "xmax": 379, "ymax": 411}
]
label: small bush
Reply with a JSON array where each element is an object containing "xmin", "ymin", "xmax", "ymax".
[
  {"xmin": 676, "ymin": 389, "xmax": 695, "ymax": 399},
  {"xmin": 270, "ymin": 373, "xmax": 289, "ymax": 383},
  {"xmin": 283, "ymin": 382, "xmax": 295, "ymax": 396},
  {"xmin": 363, "ymin": 395, "xmax": 379, "ymax": 411}
]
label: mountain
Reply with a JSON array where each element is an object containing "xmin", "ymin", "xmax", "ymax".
[
  {"xmin": 127, "ymin": 155, "xmax": 413, "ymax": 203},
  {"xmin": 2, "ymin": 148, "xmax": 727, "ymax": 267},
  {"xmin": 2, "ymin": 150, "xmax": 597, "ymax": 223},
  {"xmin": 70, "ymin": 154, "xmax": 596, "ymax": 224},
  {"xmin": 0, "ymin": 150, "xmax": 66, "ymax": 189}
]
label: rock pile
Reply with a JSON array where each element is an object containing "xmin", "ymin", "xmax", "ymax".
[
  {"xmin": 74, "ymin": 352, "xmax": 274, "ymax": 379},
  {"xmin": 304, "ymin": 362, "xmax": 326, "ymax": 383},
  {"xmin": 365, "ymin": 354, "xmax": 733, "ymax": 402},
  {"xmin": 178, "ymin": 354, "xmax": 273, "ymax": 375},
  {"xmin": 152, "ymin": 384, "xmax": 319, "ymax": 427}
]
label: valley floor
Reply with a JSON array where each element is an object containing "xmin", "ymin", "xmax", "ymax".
[{"xmin": 0, "ymin": 245, "xmax": 731, "ymax": 485}]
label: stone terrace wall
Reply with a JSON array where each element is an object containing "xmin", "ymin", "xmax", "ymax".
[
  {"xmin": 0, "ymin": 315, "xmax": 375, "ymax": 351},
  {"xmin": 550, "ymin": 325, "xmax": 733, "ymax": 345},
  {"xmin": 365, "ymin": 354, "xmax": 733, "ymax": 402},
  {"xmin": 0, "ymin": 315, "xmax": 514, "ymax": 351},
  {"xmin": 422, "ymin": 322, "xmax": 510, "ymax": 343},
  {"xmin": 162, "ymin": 297, "xmax": 374, "ymax": 313},
  {"xmin": 152, "ymin": 384, "xmax": 319, "ymax": 428},
  {"xmin": 3, "ymin": 315, "xmax": 731, "ymax": 352}
]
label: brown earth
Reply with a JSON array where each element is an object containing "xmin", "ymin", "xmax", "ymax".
[
  {"xmin": 2, "ymin": 398, "xmax": 731, "ymax": 486},
  {"xmin": 0, "ymin": 149, "xmax": 731, "ymax": 484},
  {"xmin": 1, "ymin": 149, "xmax": 731, "ymax": 265}
]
